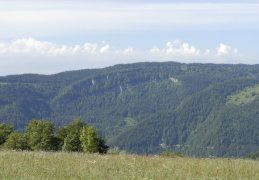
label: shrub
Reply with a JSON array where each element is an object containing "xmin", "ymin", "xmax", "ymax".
[
  {"xmin": 243, "ymin": 152, "xmax": 259, "ymax": 160},
  {"xmin": 108, "ymin": 146, "xmax": 127, "ymax": 155}
]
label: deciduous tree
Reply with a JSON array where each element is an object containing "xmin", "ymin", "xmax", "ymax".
[
  {"xmin": 26, "ymin": 119, "xmax": 58, "ymax": 150},
  {"xmin": 80, "ymin": 126, "xmax": 109, "ymax": 153},
  {"xmin": 4, "ymin": 131, "xmax": 30, "ymax": 150},
  {"xmin": 0, "ymin": 123, "xmax": 14, "ymax": 146},
  {"xmin": 57, "ymin": 118, "xmax": 86, "ymax": 151}
]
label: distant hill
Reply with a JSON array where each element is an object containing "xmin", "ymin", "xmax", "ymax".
[
  {"xmin": 0, "ymin": 62, "xmax": 259, "ymax": 157},
  {"xmin": 109, "ymin": 78, "xmax": 259, "ymax": 157}
]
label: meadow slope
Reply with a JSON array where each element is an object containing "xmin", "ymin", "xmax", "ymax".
[{"xmin": 0, "ymin": 151, "xmax": 258, "ymax": 179}]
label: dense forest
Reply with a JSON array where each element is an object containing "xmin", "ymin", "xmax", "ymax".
[{"xmin": 0, "ymin": 62, "xmax": 259, "ymax": 157}]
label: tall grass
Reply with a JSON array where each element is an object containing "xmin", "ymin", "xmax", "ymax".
[{"xmin": 0, "ymin": 150, "xmax": 258, "ymax": 179}]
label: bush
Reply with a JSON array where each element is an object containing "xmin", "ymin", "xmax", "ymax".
[
  {"xmin": 107, "ymin": 146, "xmax": 127, "ymax": 155},
  {"xmin": 243, "ymin": 152, "xmax": 259, "ymax": 160}
]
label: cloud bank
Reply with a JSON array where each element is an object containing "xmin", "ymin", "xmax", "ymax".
[
  {"xmin": 0, "ymin": 38, "xmax": 251, "ymax": 76},
  {"xmin": 150, "ymin": 40, "xmax": 201, "ymax": 56},
  {"xmin": 0, "ymin": 38, "xmax": 238, "ymax": 57}
]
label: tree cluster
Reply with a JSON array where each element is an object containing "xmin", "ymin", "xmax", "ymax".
[{"xmin": 0, "ymin": 118, "xmax": 109, "ymax": 153}]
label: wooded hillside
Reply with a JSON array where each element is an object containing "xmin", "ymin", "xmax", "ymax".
[{"xmin": 0, "ymin": 62, "xmax": 259, "ymax": 157}]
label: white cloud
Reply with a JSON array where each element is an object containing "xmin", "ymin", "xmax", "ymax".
[
  {"xmin": 83, "ymin": 43, "xmax": 98, "ymax": 54},
  {"xmin": 1, "ymin": 38, "xmax": 53, "ymax": 54},
  {"xmin": 73, "ymin": 45, "xmax": 81, "ymax": 54},
  {"xmin": 124, "ymin": 47, "xmax": 134, "ymax": 54},
  {"xmin": 150, "ymin": 46, "xmax": 161, "ymax": 53},
  {"xmin": 0, "ymin": 38, "xmax": 240, "ymax": 58},
  {"xmin": 217, "ymin": 43, "xmax": 238, "ymax": 56},
  {"xmin": 0, "ymin": 38, "xmax": 112, "ymax": 56},
  {"xmin": 0, "ymin": 38, "xmax": 83, "ymax": 56},
  {"xmin": 100, "ymin": 44, "xmax": 110, "ymax": 53},
  {"xmin": 205, "ymin": 49, "xmax": 211, "ymax": 55},
  {"xmin": 152, "ymin": 40, "xmax": 200, "ymax": 55},
  {"xmin": 0, "ymin": 38, "xmax": 255, "ymax": 76},
  {"xmin": 0, "ymin": 42, "xmax": 7, "ymax": 53}
]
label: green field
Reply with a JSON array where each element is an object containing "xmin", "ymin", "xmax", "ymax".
[
  {"xmin": 0, "ymin": 151, "xmax": 258, "ymax": 179},
  {"xmin": 227, "ymin": 84, "xmax": 259, "ymax": 105}
]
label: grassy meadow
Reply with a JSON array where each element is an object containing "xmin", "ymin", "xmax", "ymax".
[
  {"xmin": 227, "ymin": 84, "xmax": 259, "ymax": 105},
  {"xmin": 1, "ymin": 151, "xmax": 259, "ymax": 179}
]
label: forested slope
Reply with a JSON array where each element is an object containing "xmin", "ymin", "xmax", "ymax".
[
  {"xmin": 0, "ymin": 62, "xmax": 259, "ymax": 157},
  {"xmin": 109, "ymin": 78, "xmax": 259, "ymax": 157}
]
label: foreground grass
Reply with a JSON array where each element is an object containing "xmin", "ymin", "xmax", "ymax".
[{"xmin": 0, "ymin": 151, "xmax": 259, "ymax": 180}]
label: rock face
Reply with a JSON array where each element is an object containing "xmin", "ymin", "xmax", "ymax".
[{"xmin": 169, "ymin": 77, "xmax": 179, "ymax": 83}]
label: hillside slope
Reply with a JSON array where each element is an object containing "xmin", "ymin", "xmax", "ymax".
[
  {"xmin": 0, "ymin": 62, "xmax": 259, "ymax": 156},
  {"xmin": 109, "ymin": 78, "xmax": 259, "ymax": 157}
]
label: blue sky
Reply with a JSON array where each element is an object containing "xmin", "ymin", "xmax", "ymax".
[{"xmin": 0, "ymin": 0, "xmax": 259, "ymax": 75}]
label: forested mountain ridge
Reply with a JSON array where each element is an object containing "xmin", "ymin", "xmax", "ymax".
[
  {"xmin": 109, "ymin": 78, "xmax": 259, "ymax": 157},
  {"xmin": 1, "ymin": 62, "xmax": 259, "ymax": 157}
]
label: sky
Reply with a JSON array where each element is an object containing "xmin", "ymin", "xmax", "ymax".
[{"xmin": 0, "ymin": 0, "xmax": 259, "ymax": 75}]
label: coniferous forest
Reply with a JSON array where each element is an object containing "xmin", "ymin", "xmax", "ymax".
[{"xmin": 0, "ymin": 62, "xmax": 259, "ymax": 157}]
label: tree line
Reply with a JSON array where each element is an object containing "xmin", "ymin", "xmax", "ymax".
[{"xmin": 0, "ymin": 118, "xmax": 109, "ymax": 153}]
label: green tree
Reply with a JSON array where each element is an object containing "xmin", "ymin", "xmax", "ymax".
[
  {"xmin": 80, "ymin": 126, "xmax": 109, "ymax": 153},
  {"xmin": 80, "ymin": 126, "xmax": 99, "ymax": 153},
  {"xmin": 57, "ymin": 118, "xmax": 86, "ymax": 151},
  {"xmin": 26, "ymin": 119, "xmax": 58, "ymax": 151},
  {"xmin": 97, "ymin": 136, "xmax": 109, "ymax": 154},
  {"xmin": 4, "ymin": 131, "xmax": 30, "ymax": 150},
  {"xmin": 0, "ymin": 123, "xmax": 14, "ymax": 146}
]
